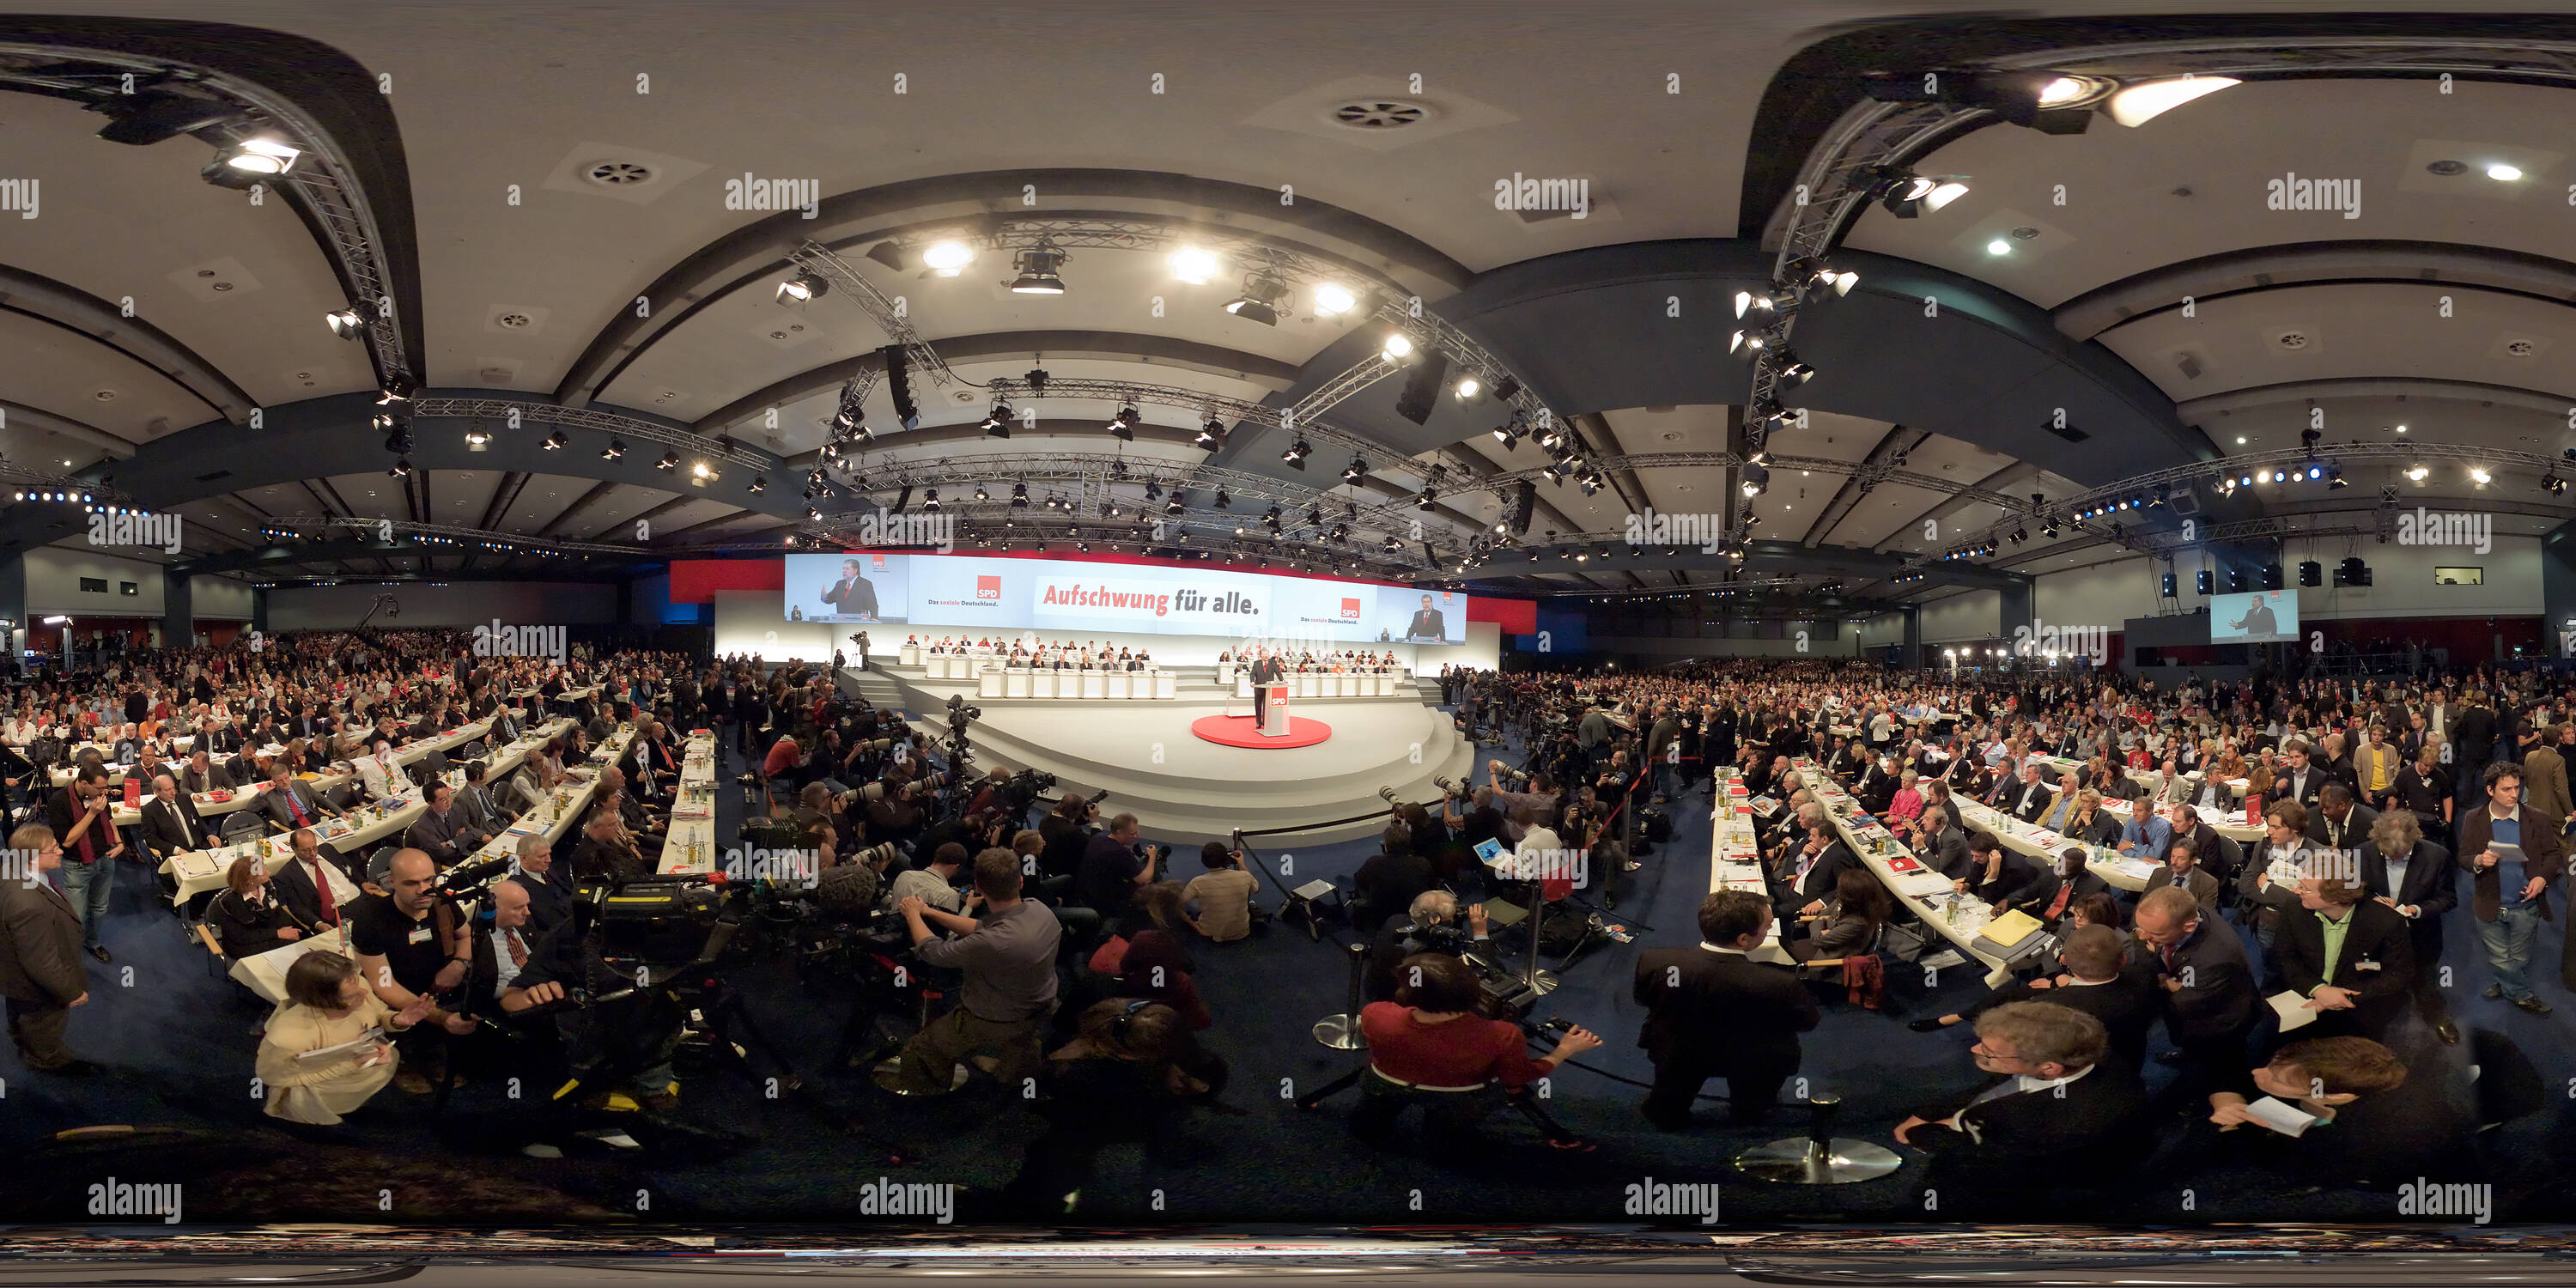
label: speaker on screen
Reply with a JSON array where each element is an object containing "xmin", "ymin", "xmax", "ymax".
[{"xmin": 1394, "ymin": 350, "xmax": 1450, "ymax": 426}]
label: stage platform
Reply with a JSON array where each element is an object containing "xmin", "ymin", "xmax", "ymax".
[{"xmin": 847, "ymin": 664, "xmax": 1473, "ymax": 846}]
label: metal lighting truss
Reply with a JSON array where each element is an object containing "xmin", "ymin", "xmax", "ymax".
[
  {"xmin": 1291, "ymin": 300, "xmax": 1553, "ymax": 428},
  {"xmin": 1941, "ymin": 440, "xmax": 2575, "ymax": 557},
  {"xmin": 859, "ymin": 215, "xmax": 1393, "ymax": 301},
  {"xmin": 0, "ymin": 43, "xmax": 416, "ymax": 388},
  {"xmin": 810, "ymin": 451, "xmax": 1436, "ymax": 558},
  {"xmin": 410, "ymin": 398, "xmax": 776, "ymax": 471},
  {"xmin": 789, "ymin": 241, "xmax": 962, "ymax": 388},
  {"xmin": 966, "ymin": 374, "xmax": 1456, "ymax": 484},
  {"xmin": 1746, "ymin": 33, "xmax": 2576, "ymax": 545}
]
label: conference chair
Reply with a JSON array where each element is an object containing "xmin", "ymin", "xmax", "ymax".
[{"xmin": 220, "ymin": 810, "xmax": 268, "ymax": 844}]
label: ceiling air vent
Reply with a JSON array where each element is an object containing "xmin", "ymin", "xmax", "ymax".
[
  {"xmin": 1329, "ymin": 100, "xmax": 1429, "ymax": 131},
  {"xmin": 583, "ymin": 160, "xmax": 655, "ymax": 187}
]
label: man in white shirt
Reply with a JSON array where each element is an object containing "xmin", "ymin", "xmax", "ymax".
[{"xmin": 887, "ymin": 842, "xmax": 969, "ymax": 914}]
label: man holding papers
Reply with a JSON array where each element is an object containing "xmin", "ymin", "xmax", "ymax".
[
  {"xmin": 2273, "ymin": 876, "xmax": 2415, "ymax": 1042},
  {"xmin": 2456, "ymin": 761, "xmax": 2567, "ymax": 1013}
]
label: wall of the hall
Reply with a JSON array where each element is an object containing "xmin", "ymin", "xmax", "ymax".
[
  {"xmin": 18, "ymin": 549, "xmax": 257, "ymax": 621},
  {"xmin": 1919, "ymin": 589, "xmax": 2001, "ymax": 644},
  {"xmin": 2061, "ymin": 536, "xmax": 2544, "ymax": 623},
  {"xmin": 1574, "ymin": 635, "xmax": 1862, "ymax": 659},
  {"xmin": 708, "ymin": 589, "xmax": 1501, "ymax": 672},
  {"xmin": 264, "ymin": 582, "xmax": 621, "ymax": 630}
]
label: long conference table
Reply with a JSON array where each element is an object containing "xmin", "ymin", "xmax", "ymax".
[
  {"xmin": 1707, "ymin": 769, "xmax": 1795, "ymax": 965},
  {"xmin": 227, "ymin": 723, "xmax": 637, "ymax": 1005},
  {"xmin": 659, "ymin": 732, "xmax": 720, "ymax": 874},
  {"xmin": 1795, "ymin": 759, "xmax": 2020, "ymax": 987}
]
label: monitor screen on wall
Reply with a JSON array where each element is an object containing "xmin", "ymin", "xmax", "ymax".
[{"xmin": 2207, "ymin": 589, "xmax": 2299, "ymax": 644}]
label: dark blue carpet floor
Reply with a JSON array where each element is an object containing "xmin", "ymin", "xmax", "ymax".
[{"xmin": 5, "ymin": 713, "xmax": 2573, "ymax": 1224}]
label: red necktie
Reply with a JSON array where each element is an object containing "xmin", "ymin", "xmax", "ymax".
[
  {"xmin": 2045, "ymin": 880, "xmax": 2072, "ymax": 920},
  {"xmin": 288, "ymin": 791, "xmax": 308, "ymax": 827},
  {"xmin": 310, "ymin": 860, "xmax": 337, "ymax": 924},
  {"xmin": 506, "ymin": 928, "xmax": 528, "ymax": 968}
]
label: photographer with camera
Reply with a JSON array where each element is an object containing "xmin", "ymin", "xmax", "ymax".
[
  {"xmin": 496, "ymin": 902, "xmax": 685, "ymax": 1113},
  {"xmin": 890, "ymin": 841, "xmax": 973, "ymax": 914},
  {"xmin": 1077, "ymin": 812, "xmax": 1163, "ymax": 923},
  {"xmin": 1365, "ymin": 890, "xmax": 1492, "ymax": 1001},
  {"xmin": 1182, "ymin": 842, "xmax": 1260, "ymax": 944},
  {"xmin": 349, "ymin": 848, "xmax": 480, "ymax": 1095},
  {"xmin": 890, "ymin": 849, "xmax": 1062, "ymax": 1093}
]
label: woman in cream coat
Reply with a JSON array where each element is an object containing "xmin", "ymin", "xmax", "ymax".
[{"xmin": 255, "ymin": 950, "xmax": 434, "ymax": 1125}]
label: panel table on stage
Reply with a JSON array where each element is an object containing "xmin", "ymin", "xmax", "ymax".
[
  {"xmin": 1708, "ymin": 769, "xmax": 1794, "ymax": 964},
  {"xmin": 1797, "ymin": 758, "xmax": 2014, "ymax": 986}
]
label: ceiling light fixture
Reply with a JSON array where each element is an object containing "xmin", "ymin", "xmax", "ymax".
[
  {"xmin": 1008, "ymin": 242, "xmax": 1068, "ymax": 295},
  {"xmin": 775, "ymin": 269, "xmax": 829, "ymax": 305},
  {"xmin": 2105, "ymin": 75, "xmax": 2240, "ymax": 127},
  {"xmin": 921, "ymin": 240, "xmax": 975, "ymax": 276}
]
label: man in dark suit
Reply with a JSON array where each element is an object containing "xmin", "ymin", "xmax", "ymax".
[
  {"xmin": 1, "ymin": 823, "xmax": 97, "ymax": 1073},
  {"xmin": 1894, "ymin": 1000, "xmax": 2150, "ymax": 1206},
  {"xmin": 1404, "ymin": 594, "xmax": 1448, "ymax": 642},
  {"xmin": 2004, "ymin": 762, "xmax": 2053, "ymax": 823},
  {"xmin": 2272, "ymin": 875, "xmax": 2415, "ymax": 1042},
  {"xmin": 2269, "ymin": 741, "xmax": 2330, "ymax": 811},
  {"xmin": 1911, "ymin": 804, "xmax": 1976, "ymax": 882},
  {"xmin": 1960, "ymin": 831, "xmax": 2044, "ymax": 908},
  {"xmin": 2142, "ymin": 835, "xmax": 2222, "ymax": 914},
  {"xmin": 406, "ymin": 783, "xmax": 491, "ymax": 866},
  {"xmin": 2132, "ymin": 884, "xmax": 2259, "ymax": 1106},
  {"xmin": 2306, "ymin": 783, "xmax": 2379, "ymax": 854},
  {"xmin": 1911, "ymin": 926, "xmax": 2157, "ymax": 1073},
  {"xmin": 258, "ymin": 763, "xmax": 343, "ymax": 832},
  {"xmin": 179, "ymin": 749, "xmax": 237, "ymax": 795},
  {"xmin": 1999, "ymin": 847, "xmax": 2111, "ymax": 926},
  {"xmin": 507, "ymin": 835, "xmax": 572, "ymax": 936},
  {"xmin": 2455, "ymin": 760, "xmax": 2567, "ymax": 1012},
  {"xmin": 1777, "ymin": 805, "xmax": 1860, "ymax": 917},
  {"xmin": 820, "ymin": 558, "xmax": 879, "ymax": 620},
  {"xmin": 1634, "ymin": 890, "xmax": 1817, "ymax": 1128},
  {"xmin": 2359, "ymin": 811, "xmax": 2458, "ymax": 1045},
  {"xmin": 137, "ymin": 772, "xmax": 220, "ymax": 859}
]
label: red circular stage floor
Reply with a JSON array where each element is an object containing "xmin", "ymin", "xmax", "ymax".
[{"xmin": 1190, "ymin": 714, "xmax": 1333, "ymax": 749}]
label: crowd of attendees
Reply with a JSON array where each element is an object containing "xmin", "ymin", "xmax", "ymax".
[{"xmin": 8, "ymin": 632, "xmax": 2572, "ymax": 1218}]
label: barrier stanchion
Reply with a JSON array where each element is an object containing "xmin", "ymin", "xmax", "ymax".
[
  {"xmin": 1311, "ymin": 940, "xmax": 1371, "ymax": 1049},
  {"xmin": 1732, "ymin": 1091, "xmax": 1904, "ymax": 1184}
]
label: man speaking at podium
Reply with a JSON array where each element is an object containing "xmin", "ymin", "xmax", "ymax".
[
  {"xmin": 1404, "ymin": 594, "xmax": 1449, "ymax": 644},
  {"xmin": 1249, "ymin": 649, "xmax": 1290, "ymax": 736}
]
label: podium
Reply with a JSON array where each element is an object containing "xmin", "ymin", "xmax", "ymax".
[{"xmin": 1258, "ymin": 683, "xmax": 1292, "ymax": 737}]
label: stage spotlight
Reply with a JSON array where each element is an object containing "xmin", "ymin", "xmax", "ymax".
[
  {"xmin": 464, "ymin": 425, "xmax": 490, "ymax": 450},
  {"xmin": 2324, "ymin": 465, "xmax": 2347, "ymax": 488},
  {"xmin": 1454, "ymin": 375, "xmax": 1482, "ymax": 402},
  {"xmin": 1775, "ymin": 353, "xmax": 1816, "ymax": 386},
  {"xmin": 325, "ymin": 301, "xmax": 376, "ymax": 338},
  {"xmin": 1169, "ymin": 246, "xmax": 1221, "ymax": 285},
  {"xmin": 201, "ymin": 137, "xmax": 301, "ymax": 188},
  {"xmin": 388, "ymin": 457, "xmax": 412, "ymax": 478},
  {"xmin": 1140, "ymin": 481, "xmax": 1159, "ymax": 501},
  {"xmin": 2544, "ymin": 472, "xmax": 2569, "ymax": 497},
  {"xmin": 920, "ymin": 240, "xmax": 975, "ymax": 276},
  {"xmin": 1280, "ymin": 440, "xmax": 1311, "ymax": 470},
  {"xmin": 1166, "ymin": 495, "xmax": 1185, "ymax": 515},
  {"xmin": 1728, "ymin": 329, "xmax": 1766, "ymax": 356},
  {"xmin": 1108, "ymin": 405, "xmax": 1139, "ymax": 441},
  {"xmin": 920, "ymin": 488, "xmax": 939, "ymax": 510},
  {"xmin": 601, "ymin": 439, "xmax": 627, "ymax": 459},
  {"xmin": 981, "ymin": 402, "xmax": 1014, "ymax": 438},
  {"xmin": 1224, "ymin": 272, "xmax": 1287, "ymax": 325},
  {"xmin": 1492, "ymin": 421, "xmax": 1522, "ymax": 449},
  {"xmin": 775, "ymin": 270, "xmax": 829, "ymax": 305},
  {"xmin": 1212, "ymin": 487, "xmax": 1231, "ymax": 508},
  {"xmin": 1011, "ymin": 482, "xmax": 1030, "ymax": 507},
  {"xmin": 1381, "ymin": 333, "xmax": 1414, "ymax": 361},
  {"xmin": 2470, "ymin": 466, "xmax": 2493, "ymax": 486},
  {"xmin": 1741, "ymin": 462, "xmax": 1771, "ymax": 496},
  {"xmin": 1008, "ymin": 245, "xmax": 1068, "ymax": 295},
  {"xmin": 1311, "ymin": 283, "xmax": 1358, "ymax": 315},
  {"xmin": 1734, "ymin": 291, "xmax": 1777, "ymax": 319},
  {"xmin": 2405, "ymin": 463, "xmax": 2430, "ymax": 482},
  {"xmin": 1195, "ymin": 417, "xmax": 1226, "ymax": 450},
  {"xmin": 2106, "ymin": 75, "xmax": 2239, "ymax": 127},
  {"xmin": 374, "ymin": 374, "xmax": 416, "ymax": 406},
  {"xmin": 805, "ymin": 505, "xmax": 822, "ymax": 521},
  {"xmin": 1417, "ymin": 486, "xmax": 1438, "ymax": 510},
  {"xmin": 656, "ymin": 452, "xmax": 679, "ymax": 471},
  {"xmin": 1343, "ymin": 456, "xmax": 1368, "ymax": 483},
  {"xmin": 542, "ymin": 430, "xmax": 568, "ymax": 451}
]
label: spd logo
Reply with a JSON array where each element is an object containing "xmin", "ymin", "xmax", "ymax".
[
  {"xmin": 1340, "ymin": 597, "xmax": 1361, "ymax": 619},
  {"xmin": 975, "ymin": 575, "xmax": 1002, "ymax": 601}
]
